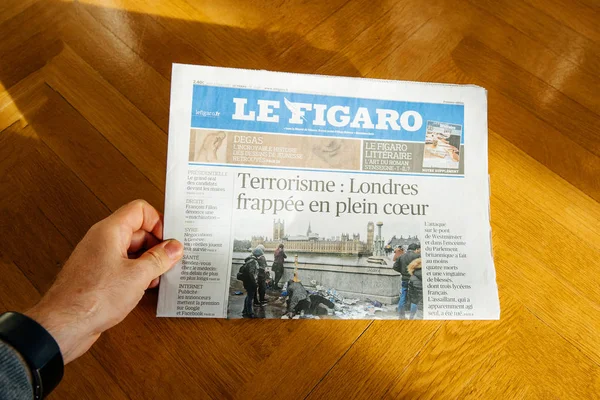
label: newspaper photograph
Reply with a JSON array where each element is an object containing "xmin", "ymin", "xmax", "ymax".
[{"xmin": 158, "ymin": 64, "xmax": 500, "ymax": 320}]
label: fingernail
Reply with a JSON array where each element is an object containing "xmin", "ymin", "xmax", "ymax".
[{"xmin": 164, "ymin": 239, "xmax": 183, "ymax": 260}]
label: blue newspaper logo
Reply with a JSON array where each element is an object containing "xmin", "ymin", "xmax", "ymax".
[{"xmin": 191, "ymin": 85, "xmax": 464, "ymax": 143}]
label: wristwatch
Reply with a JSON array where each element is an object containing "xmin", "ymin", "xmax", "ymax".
[{"xmin": 0, "ymin": 311, "xmax": 64, "ymax": 399}]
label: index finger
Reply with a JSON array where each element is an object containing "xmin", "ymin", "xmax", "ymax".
[{"xmin": 107, "ymin": 199, "xmax": 164, "ymax": 244}]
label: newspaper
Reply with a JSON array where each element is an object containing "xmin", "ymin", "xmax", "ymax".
[{"xmin": 157, "ymin": 64, "xmax": 500, "ymax": 320}]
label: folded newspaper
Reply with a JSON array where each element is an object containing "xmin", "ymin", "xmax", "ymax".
[{"xmin": 157, "ymin": 64, "xmax": 500, "ymax": 320}]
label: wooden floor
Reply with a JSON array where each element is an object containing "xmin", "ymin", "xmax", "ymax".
[{"xmin": 1, "ymin": 0, "xmax": 599, "ymax": 398}]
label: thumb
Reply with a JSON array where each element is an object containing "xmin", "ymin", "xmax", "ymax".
[{"xmin": 137, "ymin": 239, "xmax": 183, "ymax": 281}]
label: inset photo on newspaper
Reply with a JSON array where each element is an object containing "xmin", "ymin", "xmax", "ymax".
[
  {"xmin": 189, "ymin": 129, "xmax": 228, "ymax": 163},
  {"xmin": 422, "ymin": 121, "xmax": 462, "ymax": 170},
  {"xmin": 227, "ymin": 210, "xmax": 423, "ymax": 320},
  {"xmin": 189, "ymin": 129, "xmax": 362, "ymax": 171}
]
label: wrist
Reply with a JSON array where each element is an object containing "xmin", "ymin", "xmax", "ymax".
[
  {"xmin": 25, "ymin": 304, "xmax": 71, "ymax": 363},
  {"xmin": 26, "ymin": 299, "xmax": 98, "ymax": 364}
]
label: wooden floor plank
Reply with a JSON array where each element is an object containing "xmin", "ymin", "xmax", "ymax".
[
  {"xmin": 487, "ymin": 90, "xmax": 600, "ymax": 202},
  {"xmin": 43, "ymin": 45, "xmax": 168, "ymax": 189},
  {"xmin": 381, "ymin": 301, "xmax": 518, "ymax": 399},
  {"xmin": 0, "ymin": 259, "xmax": 42, "ymax": 312},
  {"xmin": 0, "ymin": 0, "xmax": 39, "ymax": 25},
  {"xmin": 522, "ymin": 0, "xmax": 600, "ymax": 42},
  {"xmin": 488, "ymin": 132, "xmax": 600, "ymax": 251},
  {"xmin": 231, "ymin": 320, "xmax": 372, "ymax": 399},
  {"xmin": 83, "ymin": 3, "xmax": 211, "ymax": 79},
  {"xmin": 366, "ymin": 16, "xmax": 466, "ymax": 81},
  {"xmin": 0, "ymin": 188, "xmax": 71, "ymax": 292},
  {"xmin": 23, "ymin": 83, "xmax": 164, "ymax": 211},
  {"xmin": 0, "ymin": 30, "xmax": 62, "ymax": 90},
  {"xmin": 314, "ymin": 0, "xmax": 443, "ymax": 77},
  {"xmin": 0, "ymin": 71, "xmax": 46, "ymax": 132},
  {"xmin": 0, "ymin": 123, "xmax": 108, "ymax": 267},
  {"xmin": 487, "ymin": 131, "xmax": 600, "ymax": 364},
  {"xmin": 0, "ymin": 1, "xmax": 60, "ymax": 47},
  {"xmin": 469, "ymin": 0, "xmax": 600, "ymax": 75},
  {"xmin": 306, "ymin": 321, "xmax": 443, "ymax": 399},
  {"xmin": 382, "ymin": 296, "xmax": 600, "ymax": 399},
  {"xmin": 88, "ymin": 307, "xmax": 215, "ymax": 399},
  {"xmin": 90, "ymin": 0, "xmax": 350, "ymax": 70},
  {"xmin": 59, "ymin": 2, "xmax": 172, "ymax": 132},
  {"xmin": 277, "ymin": 0, "xmax": 406, "ymax": 73}
]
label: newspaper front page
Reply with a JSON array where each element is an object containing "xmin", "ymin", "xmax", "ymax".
[{"xmin": 157, "ymin": 64, "xmax": 500, "ymax": 320}]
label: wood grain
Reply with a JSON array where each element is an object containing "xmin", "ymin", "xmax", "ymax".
[{"xmin": 0, "ymin": 0, "xmax": 599, "ymax": 398}]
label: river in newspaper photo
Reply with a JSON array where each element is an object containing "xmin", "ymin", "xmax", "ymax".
[{"xmin": 158, "ymin": 64, "xmax": 500, "ymax": 320}]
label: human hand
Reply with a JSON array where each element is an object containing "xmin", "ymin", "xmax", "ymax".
[{"xmin": 26, "ymin": 200, "xmax": 183, "ymax": 364}]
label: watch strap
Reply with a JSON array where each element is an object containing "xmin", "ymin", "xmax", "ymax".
[{"xmin": 0, "ymin": 311, "xmax": 64, "ymax": 399}]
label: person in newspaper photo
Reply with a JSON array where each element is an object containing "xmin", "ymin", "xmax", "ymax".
[
  {"xmin": 240, "ymin": 248, "xmax": 261, "ymax": 318},
  {"xmin": 393, "ymin": 245, "xmax": 405, "ymax": 262},
  {"xmin": 272, "ymin": 244, "xmax": 287, "ymax": 290},
  {"xmin": 283, "ymin": 273, "xmax": 334, "ymax": 319},
  {"xmin": 253, "ymin": 244, "xmax": 268, "ymax": 307},
  {"xmin": 407, "ymin": 258, "xmax": 424, "ymax": 319},
  {"xmin": 393, "ymin": 243, "xmax": 421, "ymax": 319}
]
